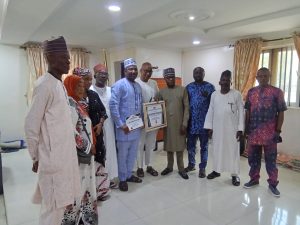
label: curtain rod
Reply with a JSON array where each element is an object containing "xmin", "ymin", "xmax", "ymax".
[
  {"xmin": 263, "ymin": 36, "xmax": 292, "ymax": 42},
  {"xmin": 229, "ymin": 36, "xmax": 294, "ymax": 47},
  {"xmin": 20, "ymin": 43, "xmax": 91, "ymax": 53}
]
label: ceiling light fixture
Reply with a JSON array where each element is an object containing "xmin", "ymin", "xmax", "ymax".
[
  {"xmin": 108, "ymin": 5, "xmax": 121, "ymax": 12},
  {"xmin": 193, "ymin": 40, "xmax": 200, "ymax": 45},
  {"xmin": 189, "ymin": 16, "xmax": 195, "ymax": 21}
]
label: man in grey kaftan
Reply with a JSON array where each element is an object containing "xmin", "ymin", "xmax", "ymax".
[{"xmin": 157, "ymin": 68, "xmax": 190, "ymax": 180}]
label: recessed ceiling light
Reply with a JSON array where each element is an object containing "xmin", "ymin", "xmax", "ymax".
[
  {"xmin": 193, "ymin": 40, "xmax": 200, "ymax": 45},
  {"xmin": 108, "ymin": 5, "xmax": 121, "ymax": 12},
  {"xmin": 189, "ymin": 16, "xmax": 195, "ymax": 21}
]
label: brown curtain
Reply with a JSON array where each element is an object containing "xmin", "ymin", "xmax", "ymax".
[
  {"xmin": 293, "ymin": 33, "xmax": 300, "ymax": 59},
  {"xmin": 25, "ymin": 45, "xmax": 90, "ymax": 103},
  {"xmin": 233, "ymin": 38, "xmax": 263, "ymax": 99},
  {"xmin": 70, "ymin": 48, "xmax": 89, "ymax": 71},
  {"xmin": 62, "ymin": 48, "xmax": 90, "ymax": 80},
  {"xmin": 25, "ymin": 44, "xmax": 47, "ymax": 105}
]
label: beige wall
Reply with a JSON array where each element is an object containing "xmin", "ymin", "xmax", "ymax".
[{"xmin": 108, "ymin": 47, "xmax": 136, "ymax": 84}]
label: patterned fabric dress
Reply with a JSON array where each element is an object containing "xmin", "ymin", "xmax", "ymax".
[
  {"xmin": 62, "ymin": 98, "xmax": 98, "ymax": 225},
  {"xmin": 81, "ymin": 90, "xmax": 110, "ymax": 200}
]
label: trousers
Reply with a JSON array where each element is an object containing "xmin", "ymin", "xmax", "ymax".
[
  {"xmin": 117, "ymin": 139, "xmax": 139, "ymax": 181},
  {"xmin": 166, "ymin": 151, "xmax": 184, "ymax": 172},
  {"xmin": 137, "ymin": 130, "xmax": 157, "ymax": 168},
  {"xmin": 187, "ymin": 133, "xmax": 208, "ymax": 169},
  {"xmin": 247, "ymin": 143, "xmax": 279, "ymax": 187}
]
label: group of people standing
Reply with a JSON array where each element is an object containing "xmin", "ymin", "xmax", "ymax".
[
  {"xmin": 24, "ymin": 36, "xmax": 286, "ymax": 225},
  {"xmin": 183, "ymin": 66, "xmax": 286, "ymax": 199}
]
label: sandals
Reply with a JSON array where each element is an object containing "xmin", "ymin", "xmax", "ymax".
[
  {"xmin": 137, "ymin": 168, "xmax": 144, "ymax": 177},
  {"xmin": 127, "ymin": 175, "xmax": 142, "ymax": 183},
  {"xmin": 232, "ymin": 176, "xmax": 240, "ymax": 186},
  {"xmin": 146, "ymin": 166, "xmax": 158, "ymax": 176},
  {"xmin": 207, "ymin": 171, "xmax": 221, "ymax": 179},
  {"xmin": 161, "ymin": 167, "xmax": 173, "ymax": 176}
]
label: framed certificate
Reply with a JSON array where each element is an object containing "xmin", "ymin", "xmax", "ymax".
[{"xmin": 143, "ymin": 101, "xmax": 167, "ymax": 132}]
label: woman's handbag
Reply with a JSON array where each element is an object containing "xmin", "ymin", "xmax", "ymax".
[{"xmin": 76, "ymin": 113, "xmax": 93, "ymax": 164}]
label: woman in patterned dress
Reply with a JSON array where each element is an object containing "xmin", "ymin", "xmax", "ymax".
[
  {"xmin": 62, "ymin": 75, "xmax": 98, "ymax": 225},
  {"xmin": 73, "ymin": 67, "xmax": 110, "ymax": 201}
]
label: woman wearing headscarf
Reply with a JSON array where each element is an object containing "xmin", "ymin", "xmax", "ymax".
[
  {"xmin": 73, "ymin": 67, "xmax": 110, "ymax": 201},
  {"xmin": 62, "ymin": 75, "xmax": 98, "ymax": 225}
]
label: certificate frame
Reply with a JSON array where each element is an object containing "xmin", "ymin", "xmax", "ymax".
[{"xmin": 143, "ymin": 101, "xmax": 167, "ymax": 132}]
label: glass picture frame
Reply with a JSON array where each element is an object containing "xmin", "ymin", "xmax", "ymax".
[{"xmin": 143, "ymin": 101, "xmax": 167, "ymax": 132}]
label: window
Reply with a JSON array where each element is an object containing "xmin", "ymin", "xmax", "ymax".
[{"xmin": 258, "ymin": 46, "xmax": 300, "ymax": 107}]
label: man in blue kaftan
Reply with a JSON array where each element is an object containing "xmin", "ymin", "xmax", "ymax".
[
  {"xmin": 185, "ymin": 67, "xmax": 215, "ymax": 178},
  {"xmin": 109, "ymin": 58, "xmax": 143, "ymax": 191}
]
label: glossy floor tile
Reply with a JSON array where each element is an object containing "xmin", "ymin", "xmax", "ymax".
[
  {"xmin": 0, "ymin": 195, "xmax": 7, "ymax": 225},
  {"xmin": 1, "ymin": 144, "xmax": 300, "ymax": 225}
]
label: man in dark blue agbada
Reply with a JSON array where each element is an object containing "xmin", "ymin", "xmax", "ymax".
[{"xmin": 185, "ymin": 67, "xmax": 215, "ymax": 178}]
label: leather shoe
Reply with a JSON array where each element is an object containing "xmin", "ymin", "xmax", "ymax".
[
  {"xmin": 161, "ymin": 168, "xmax": 173, "ymax": 176},
  {"xmin": 232, "ymin": 176, "xmax": 240, "ymax": 186},
  {"xmin": 127, "ymin": 175, "xmax": 142, "ymax": 183},
  {"xmin": 119, "ymin": 181, "xmax": 128, "ymax": 192},
  {"xmin": 207, "ymin": 171, "xmax": 221, "ymax": 179},
  {"xmin": 178, "ymin": 171, "xmax": 189, "ymax": 180},
  {"xmin": 198, "ymin": 169, "xmax": 206, "ymax": 178},
  {"xmin": 184, "ymin": 166, "xmax": 196, "ymax": 172}
]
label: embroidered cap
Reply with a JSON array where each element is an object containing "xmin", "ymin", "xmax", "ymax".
[
  {"xmin": 123, "ymin": 58, "xmax": 137, "ymax": 69},
  {"xmin": 42, "ymin": 36, "xmax": 68, "ymax": 54},
  {"xmin": 94, "ymin": 64, "xmax": 108, "ymax": 74},
  {"xmin": 163, "ymin": 68, "xmax": 175, "ymax": 77},
  {"xmin": 73, "ymin": 67, "xmax": 91, "ymax": 76}
]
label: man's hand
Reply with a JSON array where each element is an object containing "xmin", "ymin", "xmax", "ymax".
[
  {"xmin": 180, "ymin": 125, "xmax": 187, "ymax": 135},
  {"xmin": 207, "ymin": 129, "xmax": 213, "ymax": 139},
  {"xmin": 32, "ymin": 161, "xmax": 39, "ymax": 173},
  {"xmin": 236, "ymin": 131, "xmax": 243, "ymax": 141},
  {"xmin": 121, "ymin": 125, "xmax": 130, "ymax": 134},
  {"xmin": 153, "ymin": 97, "xmax": 159, "ymax": 102},
  {"xmin": 93, "ymin": 122, "xmax": 103, "ymax": 136}
]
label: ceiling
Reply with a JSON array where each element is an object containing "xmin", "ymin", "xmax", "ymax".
[{"xmin": 1, "ymin": 0, "xmax": 300, "ymax": 51}]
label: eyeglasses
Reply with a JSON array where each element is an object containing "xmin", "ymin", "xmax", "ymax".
[
  {"xmin": 95, "ymin": 72, "xmax": 108, "ymax": 76},
  {"xmin": 164, "ymin": 76, "xmax": 175, "ymax": 79}
]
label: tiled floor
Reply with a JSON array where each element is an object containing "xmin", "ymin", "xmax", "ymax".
[
  {"xmin": 1, "ymin": 144, "xmax": 300, "ymax": 225},
  {"xmin": 0, "ymin": 195, "xmax": 7, "ymax": 225}
]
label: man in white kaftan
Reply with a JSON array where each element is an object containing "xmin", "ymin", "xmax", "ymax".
[
  {"xmin": 135, "ymin": 62, "xmax": 159, "ymax": 177},
  {"xmin": 91, "ymin": 63, "xmax": 119, "ymax": 183},
  {"xmin": 24, "ymin": 36, "xmax": 81, "ymax": 225},
  {"xmin": 204, "ymin": 70, "xmax": 244, "ymax": 186}
]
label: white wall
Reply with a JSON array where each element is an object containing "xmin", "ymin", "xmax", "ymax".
[
  {"xmin": 280, "ymin": 108, "xmax": 300, "ymax": 155},
  {"xmin": 108, "ymin": 47, "xmax": 136, "ymax": 84},
  {"xmin": 135, "ymin": 47, "xmax": 182, "ymax": 78},
  {"xmin": 107, "ymin": 46, "xmax": 182, "ymax": 83},
  {"xmin": 182, "ymin": 46, "xmax": 234, "ymax": 87},
  {"xmin": 87, "ymin": 48, "xmax": 108, "ymax": 74},
  {"xmin": 0, "ymin": 44, "xmax": 28, "ymax": 141},
  {"xmin": 0, "ymin": 44, "xmax": 100, "ymax": 142}
]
